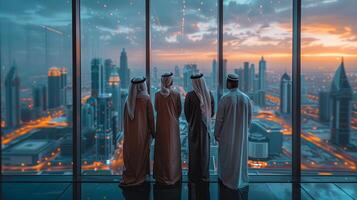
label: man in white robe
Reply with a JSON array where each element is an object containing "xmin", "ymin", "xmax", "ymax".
[{"xmin": 214, "ymin": 74, "xmax": 252, "ymax": 190}]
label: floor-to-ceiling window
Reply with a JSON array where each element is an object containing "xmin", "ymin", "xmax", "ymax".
[
  {"xmin": 1, "ymin": 0, "xmax": 73, "ymax": 175},
  {"xmin": 1, "ymin": 0, "xmax": 357, "ymax": 182},
  {"xmin": 151, "ymin": 0, "xmax": 218, "ymax": 175},
  {"xmin": 301, "ymin": 0, "xmax": 357, "ymax": 176},
  {"xmin": 80, "ymin": 0, "xmax": 145, "ymax": 175},
  {"xmin": 223, "ymin": 0, "xmax": 292, "ymax": 176}
]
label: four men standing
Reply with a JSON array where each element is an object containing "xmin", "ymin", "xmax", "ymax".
[{"xmin": 121, "ymin": 73, "xmax": 252, "ymax": 192}]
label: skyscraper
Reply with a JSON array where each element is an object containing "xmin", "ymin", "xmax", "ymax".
[
  {"xmin": 48, "ymin": 67, "xmax": 62, "ymax": 109},
  {"xmin": 81, "ymin": 99, "xmax": 96, "ymax": 130},
  {"xmin": 60, "ymin": 67, "xmax": 67, "ymax": 105},
  {"xmin": 301, "ymin": 74, "xmax": 308, "ymax": 103},
  {"xmin": 330, "ymin": 59, "xmax": 352, "ymax": 147},
  {"xmin": 318, "ymin": 91, "xmax": 331, "ymax": 122},
  {"xmin": 174, "ymin": 65, "xmax": 180, "ymax": 78},
  {"xmin": 32, "ymin": 83, "xmax": 47, "ymax": 115},
  {"xmin": 243, "ymin": 62, "xmax": 250, "ymax": 92},
  {"xmin": 223, "ymin": 59, "xmax": 227, "ymax": 77},
  {"xmin": 234, "ymin": 68, "xmax": 244, "ymax": 91},
  {"xmin": 211, "ymin": 59, "xmax": 217, "ymax": 89},
  {"xmin": 108, "ymin": 71, "xmax": 122, "ymax": 131},
  {"xmin": 96, "ymin": 93, "xmax": 114, "ymax": 161},
  {"xmin": 5, "ymin": 65, "xmax": 21, "ymax": 128},
  {"xmin": 91, "ymin": 58, "xmax": 101, "ymax": 98},
  {"xmin": 223, "ymin": 59, "xmax": 228, "ymax": 88},
  {"xmin": 280, "ymin": 73, "xmax": 292, "ymax": 114},
  {"xmin": 183, "ymin": 64, "xmax": 197, "ymax": 91},
  {"xmin": 153, "ymin": 66, "xmax": 158, "ymax": 87},
  {"xmin": 249, "ymin": 64, "xmax": 255, "ymax": 93},
  {"xmin": 259, "ymin": 56, "xmax": 266, "ymax": 90},
  {"xmin": 104, "ymin": 59, "xmax": 114, "ymax": 91},
  {"xmin": 174, "ymin": 65, "xmax": 181, "ymax": 85},
  {"xmin": 119, "ymin": 48, "xmax": 130, "ymax": 89}
]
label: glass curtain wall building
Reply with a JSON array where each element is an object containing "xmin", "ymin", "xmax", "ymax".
[{"xmin": 1, "ymin": 0, "xmax": 356, "ymax": 181}]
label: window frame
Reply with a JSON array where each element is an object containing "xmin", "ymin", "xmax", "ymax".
[{"xmin": 1, "ymin": 1, "xmax": 357, "ymax": 195}]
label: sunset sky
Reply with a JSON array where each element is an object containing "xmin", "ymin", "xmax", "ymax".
[{"xmin": 0, "ymin": 0, "xmax": 356, "ymax": 76}]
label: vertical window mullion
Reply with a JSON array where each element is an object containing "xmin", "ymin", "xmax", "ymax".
[
  {"xmin": 218, "ymin": 0, "xmax": 224, "ymax": 101},
  {"xmin": 72, "ymin": 0, "xmax": 81, "ymax": 198},
  {"xmin": 292, "ymin": 0, "xmax": 301, "ymax": 184},
  {"xmin": 146, "ymin": 0, "xmax": 151, "ymax": 92}
]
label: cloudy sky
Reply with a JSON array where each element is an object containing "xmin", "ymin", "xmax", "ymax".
[{"xmin": 1, "ymin": 0, "xmax": 357, "ymax": 77}]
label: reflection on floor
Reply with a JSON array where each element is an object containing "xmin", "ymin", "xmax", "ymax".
[{"xmin": 2, "ymin": 182, "xmax": 357, "ymax": 200}]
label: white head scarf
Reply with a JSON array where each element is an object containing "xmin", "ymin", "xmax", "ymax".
[
  {"xmin": 160, "ymin": 72, "xmax": 173, "ymax": 97},
  {"xmin": 126, "ymin": 77, "xmax": 149, "ymax": 120},
  {"xmin": 191, "ymin": 73, "xmax": 212, "ymax": 134}
]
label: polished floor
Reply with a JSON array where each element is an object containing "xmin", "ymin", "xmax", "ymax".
[{"xmin": 2, "ymin": 182, "xmax": 357, "ymax": 200}]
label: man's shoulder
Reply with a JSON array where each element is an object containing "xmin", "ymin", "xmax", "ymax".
[
  {"xmin": 186, "ymin": 91, "xmax": 195, "ymax": 97},
  {"xmin": 238, "ymin": 91, "xmax": 251, "ymax": 103},
  {"xmin": 171, "ymin": 90, "xmax": 180, "ymax": 96}
]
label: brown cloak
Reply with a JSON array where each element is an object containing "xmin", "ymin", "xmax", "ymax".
[
  {"xmin": 153, "ymin": 91, "xmax": 182, "ymax": 184},
  {"xmin": 122, "ymin": 96, "xmax": 155, "ymax": 186}
]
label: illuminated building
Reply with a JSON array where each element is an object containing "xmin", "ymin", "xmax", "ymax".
[
  {"xmin": 91, "ymin": 58, "xmax": 101, "ymax": 98},
  {"xmin": 104, "ymin": 59, "xmax": 114, "ymax": 91},
  {"xmin": 95, "ymin": 93, "xmax": 114, "ymax": 161},
  {"xmin": 48, "ymin": 67, "xmax": 62, "ymax": 109},
  {"xmin": 330, "ymin": 59, "xmax": 352, "ymax": 147},
  {"xmin": 5, "ymin": 65, "xmax": 21, "ymax": 128},
  {"xmin": 280, "ymin": 73, "xmax": 292, "ymax": 115},
  {"xmin": 119, "ymin": 48, "xmax": 130, "ymax": 89},
  {"xmin": 2, "ymin": 140, "xmax": 59, "ymax": 165},
  {"xmin": 108, "ymin": 71, "xmax": 122, "ymax": 131},
  {"xmin": 120, "ymin": 89, "xmax": 129, "ymax": 132},
  {"xmin": 258, "ymin": 56, "xmax": 266, "ymax": 91}
]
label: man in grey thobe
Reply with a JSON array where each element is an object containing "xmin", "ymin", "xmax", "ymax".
[{"xmin": 214, "ymin": 74, "xmax": 252, "ymax": 190}]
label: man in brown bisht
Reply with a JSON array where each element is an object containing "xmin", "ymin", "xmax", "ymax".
[
  {"xmin": 121, "ymin": 77, "xmax": 155, "ymax": 186},
  {"xmin": 154, "ymin": 72, "xmax": 182, "ymax": 185},
  {"xmin": 184, "ymin": 73, "xmax": 215, "ymax": 182}
]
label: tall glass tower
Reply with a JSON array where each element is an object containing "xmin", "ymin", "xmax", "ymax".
[
  {"xmin": 48, "ymin": 67, "xmax": 62, "ymax": 109},
  {"xmin": 119, "ymin": 48, "xmax": 130, "ymax": 89},
  {"xmin": 5, "ymin": 65, "xmax": 21, "ymax": 128},
  {"xmin": 330, "ymin": 59, "xmax": 352, "ymax": 147}
]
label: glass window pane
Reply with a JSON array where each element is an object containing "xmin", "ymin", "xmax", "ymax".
[
  {"xmin": 151, "ymin": 0, "xmax": 218, "ymax": 175},
  {"xmin": 224, "ymin": 0, "xmax": 292, "ymax": 176},
  {"xmin": 1, "ymin": 0, "xmax": 73, "ymax": 175},
  {"xmin": 302, "ymin": 0, "xmax": 357, "ymax": 176},
  {"xmin": 80, "ymin": 0, "xmax": 145, "ymax": 175}
]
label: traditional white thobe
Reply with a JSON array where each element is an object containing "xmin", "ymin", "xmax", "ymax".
[{"xmin": 214, "ymin": 88, "xmax": 252, "ymax": 190}]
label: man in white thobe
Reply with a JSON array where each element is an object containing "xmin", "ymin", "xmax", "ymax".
[{"xmin": 214, "ymin": 74, "xmax": 252, "ymax": 190}]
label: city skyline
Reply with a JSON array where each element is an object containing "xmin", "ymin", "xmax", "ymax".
[
  {"xmin": 1, "ymin": 0, "xmax": 357, "ymax": 75},
  {"xmin": 1, "ymin": 52, "xmax": 356, "ymax": 175}
]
